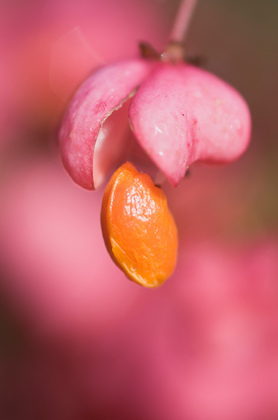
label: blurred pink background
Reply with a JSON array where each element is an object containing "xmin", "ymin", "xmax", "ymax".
[{"xmin": 0, "ymin": 0, "xmax": 277, "ymax": 419}]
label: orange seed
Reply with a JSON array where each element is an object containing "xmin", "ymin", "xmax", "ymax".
[{"xmin": 101, "ymin": 162, "xmax": 178, "ymax": 288}]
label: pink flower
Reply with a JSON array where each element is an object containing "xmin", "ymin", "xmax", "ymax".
[{"xmin": 59, "ymin": 54, "xmax": 251, "ymax": 190}]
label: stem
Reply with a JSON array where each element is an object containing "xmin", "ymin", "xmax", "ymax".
[{"xmin": 169, "ymin": 0, "xmax": 198, "ymax": 43}]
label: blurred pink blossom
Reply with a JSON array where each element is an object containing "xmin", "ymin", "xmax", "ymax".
[
  {"xmin": 0, "ymin": 0, "xmax": 164, "ymax": 148},
  {"xmin": 1, "ymin": 156, "xmax": 278, "ymax": 420}
]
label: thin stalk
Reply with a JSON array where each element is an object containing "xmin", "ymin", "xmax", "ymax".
[{"xmin": 169, "ymin": 0, "xmax": 198, "ymax": 43}]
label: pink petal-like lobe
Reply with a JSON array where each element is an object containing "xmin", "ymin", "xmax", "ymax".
[
  {"xmin": 129, "ymin": 63, "xmax": 251, "ymax": 186},
  {"xmin": 59, "ymin": 59, "xmax": 152, "ymax": 189}
]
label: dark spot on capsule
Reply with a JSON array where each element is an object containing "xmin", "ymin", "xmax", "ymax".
[{"xmin": 185, "ymin": 168, "xmax": 191, "ymax": 178}]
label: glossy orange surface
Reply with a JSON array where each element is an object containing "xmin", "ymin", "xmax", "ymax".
[{"xmin": 101, "ymin": 162, "xmax": 178, "ymax": 288}]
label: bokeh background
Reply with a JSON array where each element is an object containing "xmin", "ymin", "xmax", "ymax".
[{"xmin": 0, "ymin": 0, "xmax": 277, "ymax": 419}]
